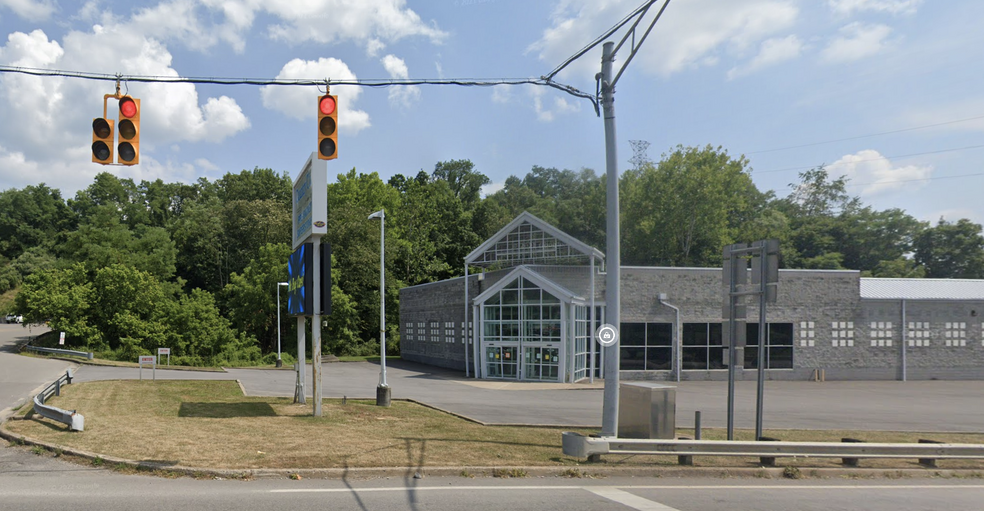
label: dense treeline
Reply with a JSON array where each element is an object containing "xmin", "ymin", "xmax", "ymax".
[{"xmin": 2, "ymin": 145, "xmax": 982, "ymax": 365}]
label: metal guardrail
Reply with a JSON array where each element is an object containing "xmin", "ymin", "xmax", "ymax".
[
  {"xmin": 32, "ymin": 369, "xmax": 84, "ymax": 431},
  {"xmin": 562, "ymin": 432, "xmax": 984, "ymax": 465},
  {"xmin": 22, "ymin": 345, "xmax": 93, "ymax": 360}
]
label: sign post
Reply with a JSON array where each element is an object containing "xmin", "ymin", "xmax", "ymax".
[
  {"xmin": 157, "ymin": 347, "xmax": 170, "ymax": 366},
  {"xmin": 138, "ymin": 355, "xmax": 156, "ymax": 381},
  {"xmin": 291, "ymin": 153, "xmax": 328, "ymax": 416}
]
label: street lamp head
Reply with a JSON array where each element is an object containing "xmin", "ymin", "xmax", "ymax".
[
  {"xmin": 368, "ymin": 210, "xmax": 384, "ymax": 220},
  {"xmin": 278, "ymin": 282, "xmax": 288, "ymax": 287}
]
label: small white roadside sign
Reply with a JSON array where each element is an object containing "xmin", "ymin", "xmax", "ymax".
[{"xmin": 138, "ymin": 355, "xmax": 156, "ymax": 381}]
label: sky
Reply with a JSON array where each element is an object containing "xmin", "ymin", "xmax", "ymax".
[{"xmin": 0, "ymin": 0, "xmax": 982, "ymax": 225}]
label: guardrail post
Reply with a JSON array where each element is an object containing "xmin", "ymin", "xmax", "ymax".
[
  {"xmin": 758, "ymin": 436, "xmax": 779, "ymax": 467},
  {"xmin": 918, "ymin": 439, "xmax": 942, "ymax": 468},
  {"xmin": 695, "ymin": 411, "xmax": 702, "ymax": 440},
  {"xmin": 55, "ymin": 379, "xmax": 61, "ymax": 397},
  {"xmin": 841, "ymin": 438, "xmax": 864, "ymax": 466},
  {"xmin": 66, "ymin": 369, "xmax": 73, "ymax": 384},
  {"xmin": 677, "ymin": 437, "xmax": 694, "ymax": 466}
]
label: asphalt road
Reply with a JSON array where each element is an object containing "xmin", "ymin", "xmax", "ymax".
[
  {"xmin": 2, "ymin": 463, "xmax": 984, "ymax": 511},
  {"xmin": 0, "ymin": 325, "xmax": 73, "ymax": 421},
  {"xmin": 67, "ymin": 358, "xmax": 984, "ymax": 432}
]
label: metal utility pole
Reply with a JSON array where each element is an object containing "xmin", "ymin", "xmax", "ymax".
[
  {"xmin": 369, "ymin": 210, "xmax": 390, "ymax": 407},
  {"xmin": 312, "ymin": 237, "xmax": 323, "ymax": 417},
  {"xmin": 600, "ymin": 41, "xmax": 620, "ymax": 438}
]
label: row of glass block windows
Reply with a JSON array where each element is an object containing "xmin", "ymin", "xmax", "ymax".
[
  {"xmin": 404, "ymin": 321, "xmax": 472, "ymax": 344},
  {"xmin": 620, "ymin": 322, "xmax": 794, "ymax": 371},
  {"xmin": 798, "ymin": 321, "xmax": 983, "ymax": 347}
]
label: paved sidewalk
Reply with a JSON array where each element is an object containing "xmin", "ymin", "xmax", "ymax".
[{"xmin": 70, "ymin": 360, "xmax": 984, "ymax": 432}]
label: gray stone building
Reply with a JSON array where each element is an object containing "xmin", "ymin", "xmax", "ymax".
[{"xmin": 399, "ymin": 212, "xmax": 984, "ymax": 381}]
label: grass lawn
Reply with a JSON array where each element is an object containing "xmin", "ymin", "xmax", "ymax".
[
  {"xmin": 4, "ymin": 380, "xmax": 593, "ymax": 470},
  {"xmin": 6, "ymin": 379, "xmax": 984, "ymax": 473}
]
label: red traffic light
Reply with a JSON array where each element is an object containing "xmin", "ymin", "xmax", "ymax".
[
  {"xmin": 120, "ymin": 97, "xmax": 138, "ymax": 118},
  {"xmin": 117, "ymin": 96, "xmax": 140, "ymax": 165},
  {"xmin": 317, "ymin": 94, "xmax": 338, "ymax": 160},
  {"xmin": 319, "ymin": 95, "xmax": 336, "ymax": 116}
]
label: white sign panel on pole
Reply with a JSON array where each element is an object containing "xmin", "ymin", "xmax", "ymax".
[
  {"xmin": 59, "ymin": 332, "xmax": 65, "ymax": 345},
  {"xmin": 292, "ymin": 153, "xmax": 328, "ymax": 250}
]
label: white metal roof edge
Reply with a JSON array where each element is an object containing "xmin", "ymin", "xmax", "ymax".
[{"xmin": 472, "ymin": 265, "xmax": 582, "ymax": 305}]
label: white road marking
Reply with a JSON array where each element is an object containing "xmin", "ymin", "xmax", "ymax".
[{"xmin": 584, "ymin": 487, "xmax": 681, "ymax": 511}]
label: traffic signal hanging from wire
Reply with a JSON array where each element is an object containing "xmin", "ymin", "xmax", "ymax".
[
  {"xmin": 117, "ymin": 96, "xmax": 140, "ymax": 165},
  {"xmin": 91, "ymin": 117, "xmax": 114, "ymax": 164},
  {"xmin": 318, "ymin": 94, "xmax": 337, "ymax": 160}
]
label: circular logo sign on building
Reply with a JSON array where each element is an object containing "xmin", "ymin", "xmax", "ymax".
[{"xmin": 596, "ymin": 323, "xmax": 619, "ymax": 347}]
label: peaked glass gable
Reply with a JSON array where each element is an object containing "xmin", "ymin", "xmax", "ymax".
[{"xmin": 470, "ymin": 220, "xmax": 590, "ymax": 268}]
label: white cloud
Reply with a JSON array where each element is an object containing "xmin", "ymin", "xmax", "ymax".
[
  {"xmin": 366, "ymin": 38, "xmax": 386, "ymax": 58},
  {"xmin": 821, "ymin": 22, "xmax": 893, "ymax": 63},
  {"xmin": 528, "ymin": 0, "xmax": 799, "ymax": 82},
  {"xmin": 827, "ymin": 0, "xmax": 922, "ymax": 16},
  {"xmin": 829, "ymin": 149, "xmax": 933, "ymax": 196},
  {"xmin": 491, "ymin": 85, "xmax": 511, "ymax": 104},
  {"xmin": 728, "ymin": 34, "xmax": 803, "ymax": 79},
  {"xmin": 85, "ymin": 1, "xmax": 445, "ymax": 56},
  {"xmin": 380, "ymin": 54, "xmax": 420, "ymax": 108},
  {"xmin": 0, "ymin": 0, "xmax": 56, "ymax": 21},
  {"xmin": 259, "ymin": 57, "xmax": 371, "ymax": 134},
  {"xmin": 262, "ymin": 0, "xmax": 446, "ymax": 54},
  {"xmin": 530, "ymin": 85, "xmax": 580, "ymax": 122},
  {"xmin": 0, "ymin": 25, "xmax": 250, "ymax": 195},
  {"xmin": 481, "ymin": 180, "xmax": 505, "ymax": 197}
]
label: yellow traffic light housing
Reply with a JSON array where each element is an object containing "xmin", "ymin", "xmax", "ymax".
[
  {"xmin": 318, "ymin": 94, "xmax": 337, "ymax": 160},
  {"xmin": 91, "ymin": 117, "xmax": 115, "ymax": 165},
  {"xmin": 117, "ymin": 96, "xmax": 140, "ymax": 165}
]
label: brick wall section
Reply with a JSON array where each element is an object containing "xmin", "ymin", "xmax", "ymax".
[{"xmin": 400, "ymin": 265, "xmax": 984, "ymax": 380}]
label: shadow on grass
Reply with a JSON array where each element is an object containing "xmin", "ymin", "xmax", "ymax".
[
  {"xmin": 398, "ymin": 437, "xmax": 555, "ymax": 449},
  {"xmin": 178, "ymin": 402, "xmax": 277, "ymax": 418}
]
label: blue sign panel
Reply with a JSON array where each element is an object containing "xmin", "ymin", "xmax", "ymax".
[{"xmin": 288, "ymin": 242, "xmax": 331, "ymax": 317}]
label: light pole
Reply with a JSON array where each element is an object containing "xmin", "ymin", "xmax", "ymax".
[
  {"xmin": 368, "ymin": 209, "xmax": 390, "ymax": 407},
  {"xmin": 276, "ymin": 282, "xmax": 288, "ymax": 368}
]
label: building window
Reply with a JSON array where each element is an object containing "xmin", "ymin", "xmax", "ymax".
[
  {"xmin": 799, "ymin": 321, "xmax": 815, "ymax": 347},
  {"xmin": 430, "ymin": 321, "xmax": 439, "ymax": 342},
  {"xmin": 869, "ymin": 321, "xmax": 893, "ymax": 347},
  {"xmin": 945, "ymin": 322, "xmax": 967, "ymax": 347},
  {"xmin": 482, "ymin": 277, "xmax": 561, "ymax": 344},
  {"xmin": 682, "ymin": 323, "xmax": 724, "ymax": 370},
  {"xmin": 908, "ymin": 322, "xmax": 930, "ymax": 347},
  {"xmin": 445, "ymin": 322, "xmax": 455, "ymax": 343},
  {"xmin": 620, "ymin": 322, "xmax": 672, "ymax": 371},
  {"xmin": 745, "ymin": 323, "xmax": 793, "ymax": 369},
  {"xmin": 831, "ymin": 321, "xmax": 854, "ymax": 347}
]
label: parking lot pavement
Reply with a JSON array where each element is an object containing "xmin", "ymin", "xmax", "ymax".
[
  {"xmin": 0, "ymin": 325, "xmax": 74, "ymax": 421},
  {"xmin": 57, "ymin": 359, "xmax": 984, "ymax": 432}
]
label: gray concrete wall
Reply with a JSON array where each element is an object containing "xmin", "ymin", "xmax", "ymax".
[{"xmin": 399, "ymin": 265, "xmax": 984, "ymax": 381}]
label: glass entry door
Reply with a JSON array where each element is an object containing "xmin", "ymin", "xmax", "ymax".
[
  {"xmin": 522, "ymin": 344, "xmax": 561, "ymax": 381},
  {"xmin": 484, "ymin": 343, "xmax": 519, "ymax": 379}
]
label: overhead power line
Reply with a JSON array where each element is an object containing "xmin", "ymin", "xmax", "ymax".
[
  {"xmin": 748, "ymin": 114, "xmax": 984, "ymax": 155},
  {"xmin": 0, "ymin": 65, "xmax": 599, "ymax": 111},
  {"xmin": 757, "ymin": 143, "xmax": 984, "ymax": 175}
]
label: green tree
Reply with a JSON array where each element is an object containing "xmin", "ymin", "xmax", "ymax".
[
  {"xmin": 913, "ymin": 218, "xmax": 984, "ymax": 278},
  {"xmin": 0, "ymin": 183, "xmax": 74, "ymax": 260},
  {"xmin": 621, "ymin": 145, "xmax": 762, "ymax": 266}
]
